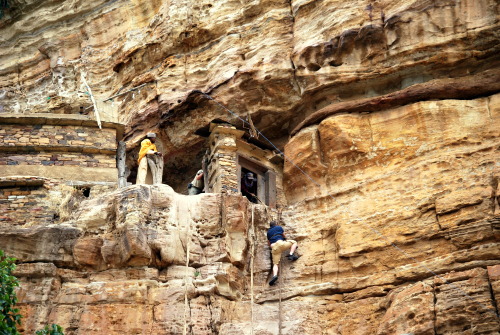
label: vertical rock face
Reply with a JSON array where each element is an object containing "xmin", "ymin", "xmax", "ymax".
[
  {"xmin": 1, "ymin": 0, "xmax": 500, "ymax": 334},
  {"xmin": 2, "ymin": 0, "xmax": 498, "ymax": 188},
  {"xmin": 3, "ymin": 185, "xmax": 271, "ymax": 334}
]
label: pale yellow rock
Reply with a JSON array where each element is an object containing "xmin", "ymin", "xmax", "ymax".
[{"xmin": 1, "ymin": 0, "xmax": 500, "ymax": 333}]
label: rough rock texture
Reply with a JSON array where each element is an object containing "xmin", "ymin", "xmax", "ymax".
[
  {"xmin": 1, "ymin": 182, "xmax": 498, "ymax": 334},
  {"xmin": 279, "ymin": 94, "xmax": 500, "ymax": 333},
  {"xmin": 3, "ymin": 185, "xmax": 286, "ymax": 334},
  {"xmin": 1, "ymin": 0, "xmax": 499, "ymax": 188},
  {"xmin": 1, "ymin": 0, "xmax": 500, "ymax": 334}
]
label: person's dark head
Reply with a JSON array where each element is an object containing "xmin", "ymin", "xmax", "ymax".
[
  {"xmin": 147, "ymin": 132, "xmax": 157, "ymax": 143},
  {"xmin": 245, "ymin": 172, "xmax": 255, "ymax": 181},
  {"xmin": 270, "ymin": 220, "xmax": 277, "ymax": 228}
]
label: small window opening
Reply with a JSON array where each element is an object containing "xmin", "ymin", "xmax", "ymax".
[
  {"xmin": 74, "ymin": 186, "xmax": 91, "ymax": 197},
  {"xmin": 81, "ymin": 187, "xmax": 91, "ymax": 197}
]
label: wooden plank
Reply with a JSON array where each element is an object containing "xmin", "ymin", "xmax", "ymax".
[
  {"xmin": 117, "ymin": 141, "xmax": 127, "ymax": 188},
  {"xmin": 202, "ymin": 150, "xmax": 210, "ymax": 193},
  {"xmin": 81, "ymin": 72, "xmax": 102, "ymax": 129},
  {"xmin": 257, "ymin": 173, "xmax": 265, "ymax": 204},
  {"xmin": 265, "ymin": 170, "xmax": 277, "ymax": 208}
]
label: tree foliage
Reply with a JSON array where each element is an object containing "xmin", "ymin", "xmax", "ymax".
[{"xmin": 0, "ymin": 250, "xmax": 21, "ymax": 335}]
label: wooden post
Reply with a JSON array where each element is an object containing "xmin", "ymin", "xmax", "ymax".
[
  {"xmin": 147, "ymin": 155, "xmax": 164, "ymax": 184},
  {"xmin": 117, "ymin": 141, "xmax": 127, "ymax": 188},
  {"xmin": 202, "ymin": 150, "xmax": 210, "ymax": 193},
  {"xmin": 265, "ymin": 170, "xmax": 277, "ymax": 208},
  {"xmin": 257, "ymin": 173, "xmax": 265, "ymax": 203},
  {"xmin": 81, "ymin": 72, "xmax": 102, "ymax": 129}
]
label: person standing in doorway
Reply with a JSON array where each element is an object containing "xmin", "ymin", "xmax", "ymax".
[{"xmin": 241, "ymin": 171, "xmax": 258, "ymax": 203}]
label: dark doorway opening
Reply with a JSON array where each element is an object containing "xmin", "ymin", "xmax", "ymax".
[
  {"xmin": 238, "ymin": 155, "xmax": 276, "ymax": 207},
  {"xmin": 241, "ymin": 167, "xmax": 258, "ymax": 203}
]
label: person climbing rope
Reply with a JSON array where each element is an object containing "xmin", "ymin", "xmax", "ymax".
[
  {"xmin": 188, "ymin": 170, "xmax": 204, "ymax": 195},
  {"xmin": 136, "ymin": 133, "xmax": 162, "ymax": 184},
  {"xmin": 241, "ymin": 171, "xmax": 258, "ymax": 203},
  {"xmin": 267, "ymin": 220, "xmax": 299, "ymax": 286}
]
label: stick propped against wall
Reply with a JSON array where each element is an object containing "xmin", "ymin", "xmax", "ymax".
[{"xmin": 81, "ymin": 72, "xmax": 102, "ymax": 129}]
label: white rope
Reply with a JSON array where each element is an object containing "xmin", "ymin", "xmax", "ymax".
[
  {"xmin": 250, "ymin": 205, "xmax": 255, "ymax": 335},
  {"xmin": 278, "ymin": 257, "xmax": 283, "ymax": 335},
  {"xmin": 81, "ymin": 72, "xmax": 102, "ymax": 129},
  {"xmin": 183, "ymin": 203, "xmax": 192, "ymax": 335}
]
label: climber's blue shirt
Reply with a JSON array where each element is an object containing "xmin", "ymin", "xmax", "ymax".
[{"xmin": 267, "ymin": 226, "xmax": 285, "ymax": 244}]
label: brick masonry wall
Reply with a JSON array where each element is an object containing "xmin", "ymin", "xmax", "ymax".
[
  {"xmin": 0, "ymin": 177, "xmax": 62, "ymax": 226},
  {"xmin": 0, "ymin": 153, "xmax": 116, "ymax": 168},
  {"xmin": 0, "ymin": 185, "xmax": 54, "ymax": 225},
  {"xmin": 0, "ymin": 124, "xmax": 116, "ymax": 150}
]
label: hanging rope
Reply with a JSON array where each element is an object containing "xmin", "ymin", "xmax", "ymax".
[
  {"xmin": 81, "ymin": 72, "xmax": 102, "ymax": 129},
  {"xmin": 250, "ymin": 205, "xmax": 255, "ymax": 335},
  {"xmin": 183, "ymin": 203, "xmax": 192, "ymax": 335},
  {"xmin": 278, "ymin": 257, "xmax": 283, "ymax": 335},
  {"xmin": 246, "ymin": 112, "xmax": 258, "ymax": 139}
]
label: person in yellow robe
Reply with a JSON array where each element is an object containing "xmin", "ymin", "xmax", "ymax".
[{"xmin": 136, "ymin": 133, "xmax": 162, "ymax": 184}]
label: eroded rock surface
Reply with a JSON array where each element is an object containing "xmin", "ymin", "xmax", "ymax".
[
  {"xmin": 0, "ymin": 182, "xmax": 498, "ymax": 334},
  {"xmin": 1, "ymin": 0, "xmax": 500, "ymax": 334},
  {"xmin": 1, "ymin": 0, "xmax": 499, "ymax": 189}
]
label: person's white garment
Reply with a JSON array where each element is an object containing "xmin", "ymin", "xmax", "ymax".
[
  {"xmin": 192, "ymin": 170, "xmax": 204, "ymax": 189},
  {"xmin": 136, "ymin": 155, "xmax": 149, "ymax": 184}
]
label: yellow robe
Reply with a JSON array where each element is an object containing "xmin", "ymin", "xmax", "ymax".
[{"xmin": 138, "ymin": 139, "xmax": 157, "ymax": 164}]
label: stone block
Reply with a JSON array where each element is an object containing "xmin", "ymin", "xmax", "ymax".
[
  {"xmin": 73, "ymin": 236, "xmax": 104, "ymax": 268},
  {"xmin": 78, "ymin": 304, "xmax": 153, "ymax": 334}
]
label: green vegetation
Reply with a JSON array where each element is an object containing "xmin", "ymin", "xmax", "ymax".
[
  {"xmin": 0, "ymin": 250, "xmax": 22, "ymax": 335},
  {"xmin": 0, "ymin": 250, "xmax": 64, "ymax": 335},
  {"xmin": 35, "ymin": 324, "xmax": 64, "ymax": 335}
]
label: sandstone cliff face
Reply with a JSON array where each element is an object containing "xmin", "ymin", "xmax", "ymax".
[
  {"xmin": 1, "ymin": 0, "xmax": 498, "ymax": 187},
  {"xmin": 2, "ymin": 183, "xmax": 499, "ymax": 334},
  {"xmin": 1, "ymin": 0, "xmax": 500, "ymax": 334},
  {"xmin": 3, "ymin": 185, "xmax": 283, "ymax": 334},
  {"xmin": 280, "ymin": 93, "xmax": 500, "ymax": 333}
]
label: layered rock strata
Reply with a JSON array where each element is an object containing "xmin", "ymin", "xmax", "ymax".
[
  {"xmin": 1, "ymin": 0, "xmax": 498, "ymax": 189},
  {"xmin": 0, "ymin": 0, "xmax": 499, "ymax": 333},
  {"xmin": 0, "ymin": 181, "xmax": 498, "ymax": 334}
]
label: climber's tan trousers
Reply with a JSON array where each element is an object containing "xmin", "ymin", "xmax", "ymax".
[{"xmin": 271, "ymin": 240, "xmax": 297, "ymax": 264}]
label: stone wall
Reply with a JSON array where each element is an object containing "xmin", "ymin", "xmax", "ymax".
[
  {"xmin": 0, "ymin": 177, "xmax": 62, "ymax": 226},
  {"xmin": 0, "ymin": 176, "xmax": 118, "ymax": 228},
  {"xmin": 0, "ymin": 124, "xmax": 116, "ymax": 151},
  {"xmin": 0, "ymin": 153, "xmax": 116, "ymax": 168},
  {"xmin": 206, "ymin": 124, "xmax": 284, "ymax": 206},
  {"xmin": 0, "ymin": 115, "xmax": 123, "ymax": 182},
  {"xmin": 207, "ymin": 124, "xmax": 240, "ymax": 194},
  {"xmin": 0, "ymin": 185, "xmax": 52, "ymax": 225}
]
